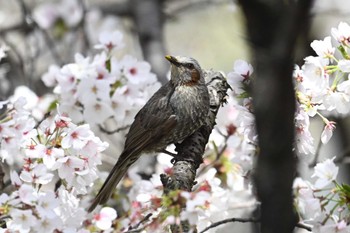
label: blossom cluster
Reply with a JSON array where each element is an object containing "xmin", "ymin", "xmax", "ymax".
[
  {"xmin": 42, "ymin": 31, "xmax": 160, "ymax": 129},
  {"xmin": 0, "ymin": 95, "xmax": 115, "ymax": 231},
  {"xmin": 213, "ymin": 21, "xmax": 350, "ymax": 232},
  {"xmin": 2, "ymin": 4, "xmax": 350, "ymax": 231},
  {"xmin": 292, "ymin": 22, "xmax": 350, "ymax": 232},
  {"xmin": 294, "ymin": 22, "xmax": 350, "ymax": 154},
  {"xmin": 293, "ymin": 157, "xmax": 350, "ymax": 233},
  {"xmin": 33, "ymin": 0, "xmax": 83, "ymax": 30}
]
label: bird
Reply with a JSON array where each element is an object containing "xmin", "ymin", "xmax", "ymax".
[{"xmin": 88, "ymin": 55, "xmax": 210, "ymax": 212}]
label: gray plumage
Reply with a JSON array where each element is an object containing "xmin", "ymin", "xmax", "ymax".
[{"xmin": 88, "ymin": 55, "xmax": 209, "ymax": 212}]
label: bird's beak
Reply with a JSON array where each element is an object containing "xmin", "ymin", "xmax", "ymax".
[{"xmin": 165, "ymin": 55, "xmax": 180, "ymax": 66}]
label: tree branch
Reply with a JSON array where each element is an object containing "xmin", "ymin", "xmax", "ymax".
[
  {"xmin": 199, "ymin": 217, "xmax": 312, "ymax": 233},
  {"xmin": 160, "ymin": 70, "xmax": 231, "ymax": 232}
]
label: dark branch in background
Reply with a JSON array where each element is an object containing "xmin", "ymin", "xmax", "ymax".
[
  {"xmin": 199, "ymin": 217, "xmax": 312, "ymax": 233},
  {"xmin": 96, "ymin": 0, "xmax": 169, "ymax": 85},
  {"xmin": 200, "ymin": 217, "xmax": 260, "ymax": 233},
  {"xmin": 98, "ymin": 124, "xmax": 130, "ymax": 135},
  {"xmin": 160, "ymin": 70, "xmax": 231, "ymax": 232},
  {"xmin": 77, "ymin": 0, "xmax": 91, "ymax": 52},
  {"xmin": 0, "ymin": 0, "xmax": 64, "ymax": 97},
  {"xmin": 237, "ymin": 0, "xmax": 314, "ymax": 233},
  {"xmin": 130, "ymin": 0, "xmax": 168, "ymax": 85}
]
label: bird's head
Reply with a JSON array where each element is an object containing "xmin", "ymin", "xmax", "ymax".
[{"xmin": 165, "ymin": 55, "xmax": 204, "ymax": 86}]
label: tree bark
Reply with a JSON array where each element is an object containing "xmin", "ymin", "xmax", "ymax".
[
  {"xmin": 161, "ymin": 70, "xmax": 231, "ymax": 232},
  {"xmin": 237, "ymin": 1, "xmax": 314, "ymax": 232}
]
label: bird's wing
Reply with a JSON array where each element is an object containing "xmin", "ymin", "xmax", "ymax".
[{"xmin": 123, "ymin": 82, "xmax": 177, "ymax": 154}]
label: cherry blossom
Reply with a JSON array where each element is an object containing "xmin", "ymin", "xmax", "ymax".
[
  {"xmin": 331, "ymin": 21, "xmax": 350, "ymax": 45},
  {"xmin": 321, "ymin": 120, "xmax": 336, "ymax": 144},
  {"xmin": 8, "ymin": 209, "xmax": 37, "ymax": 232},
  {"xmin": 312, "ymin": 157, "xmax": 338, "ymax": 189},
  {"xmin": 310, "ymin": 36, "xmax": 335, "ymax": 59},
  {"xmin": 95, "ymin": 30, "xmax": 125, "ymax": 52},
  {"xmin": 93, "ymin": 207, "xmax": 117, "ymax": 230},
  {"xmin": 61, "ymin": 124, "xmax": 92, "ymax": 149}
]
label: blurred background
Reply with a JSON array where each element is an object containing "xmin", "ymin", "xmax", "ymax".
[{"xmin": 1, "ymin": 0, "xmax": 350, "ymax": 232}]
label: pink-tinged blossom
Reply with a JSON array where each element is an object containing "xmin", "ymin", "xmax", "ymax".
[
  {"xmin": 293, "ymin": 65, "xmax": 305, "ymax": 89},
  {"xmin": 53, "ymin": 156, "xmax": 85, "ymax": 184},
  {"xmin": 55, "ymin": 65, "xmax": 78, "ymax": 93},
  {"xmin": 33, "ymin": 0, "xmax": 83, "ymax": 29},
  {"xmin": 36, "ymin": 191, "xmax": 60, "ymax": 219},
  {"xmin": 120, "ymin": 55, "xmax": 157, "ymax": 86},
  {"xmin": 76, "ymin": 78, "xmax": 111, "ymax": 104},
  {"xmin": 32, "ymin": 2, "xmax": 58, "ymax": 29},
  {"xmin": 227, "ymin": 60, "xmax": 253, "ymax": 96},
  {"xmin": 295, "ymin": 108, "xmax": 315, "ymax": 155},
  {"xmin": 310, "ymin": 36, "xmax": 335, "ymax": 58},
  {"xmin": 93, "ymin": 207, "xmax": 117, "ymax": 230},
  {"xmin": 10, "ymin": 170, "xmax": 22, "ymax": 187},
  {"xmin": 20, "ymin": 164, "xmax": 54, "ymax": 185},
  {"xmin": 61, "ymin": 124, "xmax": 92, "ymax": 149},
  {"xmin": 25, "ymin": 143, "xmax": 44, "ymax": 159},
  {"xmin": 321, "ymin": 121, "xmax": 336, "ymax": 144},
  {"xmin": 331, "ymin": 22, "xmax": 350, "ymax": 46},
  {"xmin": 8, "ymin": 209, "xmax": 37, "ymax": 232},
  {"xmin": 232, "ymin": 59, "xmax": 254, "ymax": 77},
  {"xmin": 94, "ymin": 63, "xmax": 117, "ymax": 84},
  {"xmin": 59, "ymin": 0, "xmax": 83, "ymax": 27},
  {"xmin": 83, "ymin": 100, "xmax": 114, "ymax": 125},
  {"xmin": 18, "ymin": 184, "xmax": 37, "ymax": 205},
  {"xmin": 58, "ymin": 103, "xmax": 84, "ymax": 123},
  {"xmin": 42, "ymin": 147, "xmax": 64, "ymax": 169},
  {"xmin": 79, "ymin": 137, "xmax": 108, "ymax": 163},
  {"xmin": 313, "ymin": 220, "xmax": 350, "ymax": 233},
  {"xmin": 312, "ymin": 157, "xmax": 339, "ymax": 189},
  {"xmin": 95, "ymin": 30, "xmax": 125, "ymax": 52}
]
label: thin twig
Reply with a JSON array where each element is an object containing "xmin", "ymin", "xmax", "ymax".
[
  {"xmin": 128, "ymin": 213, "xmax": 153, "ymax": 231},
  {"xmin": 199, "ymin": 217, "xmax": 312, "ymax": 233},
  {"xmin": 309, "ymin": 136, "xmax": 323, "ymax": 167},
  {"xmin": 199, "ymin": 217, "xmax": 260, "ymax": 233},
  {"xmin": 296, "ymin": 222, "xmax": 313, "ymax": 231},
  {"xmin": 34, "ymin": 112, "xmax": 51, "ymax": 129},
  {"xmin": 99, "ymin": 124, "xmax": 130, "ymax": 135}
]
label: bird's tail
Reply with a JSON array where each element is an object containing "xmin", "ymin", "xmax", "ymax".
[{"xmin": 88, "ymin": 150, "xmax": 138, "ymax": 212}]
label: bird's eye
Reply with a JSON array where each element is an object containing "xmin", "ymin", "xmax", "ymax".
[{"xmin": 185, "ymin": 63, "xmax": 194, "ymax": 69}]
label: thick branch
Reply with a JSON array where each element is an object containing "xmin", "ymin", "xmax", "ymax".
[
  {"xmin": 237, "ymin": 0, "xmax": 314, "ymax": 233},
  {"xmin": 160, "ymin": 70, "xmax": 231, "ymax": 232}
]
